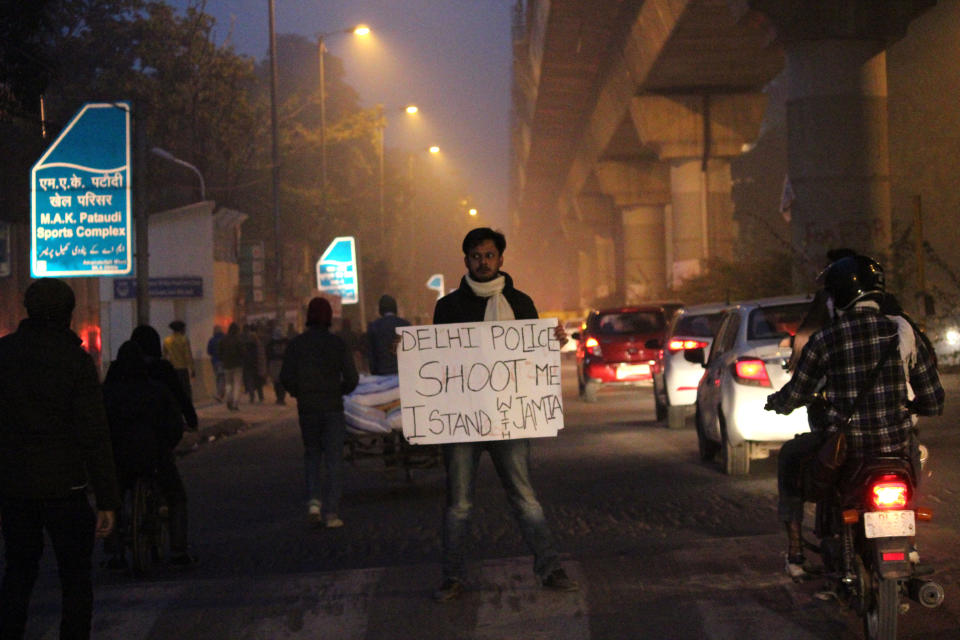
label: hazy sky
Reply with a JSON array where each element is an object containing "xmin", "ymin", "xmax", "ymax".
[{"xmin": 176, "ymin": 0, "xmax": 514, "ymax": 226}]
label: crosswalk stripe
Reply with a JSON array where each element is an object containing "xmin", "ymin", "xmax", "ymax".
[{"xmin": 475, "ymin": 558, "xmax": 589, "ymax": 640}]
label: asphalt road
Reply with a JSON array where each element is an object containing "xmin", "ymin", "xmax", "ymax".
[{"xmin": 13, "ymin": 360, "xmax": 960, "ymax": 638}]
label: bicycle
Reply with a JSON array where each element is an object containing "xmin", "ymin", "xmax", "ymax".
[{"xmin": 122, "ymin": 474, "xmax": 170, "ymax": 573}]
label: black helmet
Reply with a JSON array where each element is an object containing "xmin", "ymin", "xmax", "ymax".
[{"xmin": 823, "ymin": 255, "xmax": 885, "ymax": 310}]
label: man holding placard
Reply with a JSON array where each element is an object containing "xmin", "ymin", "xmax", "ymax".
[{"xmin": 419, "ymin": 227, "xmax": 577, "ymax": 602}]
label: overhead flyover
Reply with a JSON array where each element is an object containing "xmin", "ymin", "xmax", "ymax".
[{"xmin": 510, "ymin": 0, "xmax": 935, "ymax": 311}]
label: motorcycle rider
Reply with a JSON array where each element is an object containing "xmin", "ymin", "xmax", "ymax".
[{"xmin": 765, "ymin": 255, "xmax": 944, "ymax": 579}]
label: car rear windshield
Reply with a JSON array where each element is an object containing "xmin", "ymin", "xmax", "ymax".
[
  {"xmin": 747, "ymin": 302, "xmax": 811, "ymax": 340},
  {"xmin": 673, "ymin": 312, "xmax": 725, "ymax": 338},
  {"xmin": 590, "ymin": 311, "xmax": 665, "ymax": 335}
]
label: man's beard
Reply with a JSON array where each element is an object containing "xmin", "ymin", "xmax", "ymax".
[{"xmin": 469, "ymin": 268, "xmax": 498, "ymax": 282}]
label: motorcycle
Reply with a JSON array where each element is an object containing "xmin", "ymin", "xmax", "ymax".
[{"xmin": 803, "ymin": 448, "xmax": 944, "ymax": 640}]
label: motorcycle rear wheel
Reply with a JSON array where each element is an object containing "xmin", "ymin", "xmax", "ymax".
[{"xmin": 862, "ymin": 573, "xmax": 898, "ymax": 640}]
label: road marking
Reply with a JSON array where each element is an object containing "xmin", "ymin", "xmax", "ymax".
[{"xmin": 474, "ymin": 558, "xmax": 589, "ymax": 640}]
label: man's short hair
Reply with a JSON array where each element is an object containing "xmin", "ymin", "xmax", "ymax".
[{"xmin": 462, "ymin": 227, "xmax": 505, "ymax": 255}]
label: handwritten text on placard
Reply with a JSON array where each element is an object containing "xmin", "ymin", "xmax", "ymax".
[{"xmin": 396, "ymin": 319, "xmax": 564, "ymax": 445}]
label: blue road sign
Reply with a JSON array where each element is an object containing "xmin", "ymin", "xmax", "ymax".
[
  {"xmin": 426, "ymin": 273, "xmax": 445, "ymax": 299},
  {"xmin": 31, "ymin": 102, "xmax": 132, "ymax": 277},
  {"xmin": 316, "ymin": 236, "xmax": 358, "ymax": 304}
]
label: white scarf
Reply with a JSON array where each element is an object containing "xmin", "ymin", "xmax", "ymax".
[{"xmin": 466, "ymin": 274, "xmax": 515, "ymax": 321}]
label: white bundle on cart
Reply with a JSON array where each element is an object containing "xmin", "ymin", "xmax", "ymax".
[{"xmin": 343, "ymin": 374, "xmax": 402, "ymax": 435}]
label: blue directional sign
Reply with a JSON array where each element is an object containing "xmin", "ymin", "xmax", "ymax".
[
  {"xmin": 316, "ymin": 236, "xmax": 358, "ymax": 304},
  {"xmin": 31, "ymin": 102, "xmax": 132, "ymax": 277},
  {"xmin": 426, "ymin": 273, "xmax": 445, "ymax": 299}
]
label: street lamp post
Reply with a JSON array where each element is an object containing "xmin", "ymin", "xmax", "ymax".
[
  {"xmin": 269, "ymin": 0, "xmax": 282, "ymax": 321},
  {"xmin": 150, "ymin": 147, "xmax": 206, "ymax": 200},
  {"xmin": 376, "ymin": 104, "xmax": 419, "ymax": 250},
  {"xmin": 317, "ymin": 25, "xmax": 370, "ymax": 219}
]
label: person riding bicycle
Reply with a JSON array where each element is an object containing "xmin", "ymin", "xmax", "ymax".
[
  {"xmin": 764, "ymin": 255, "xmax": 944, "ymax": 579},
  {"xmin": 102, "ymin": 340, "xmax": 194, "ymax": 568}
]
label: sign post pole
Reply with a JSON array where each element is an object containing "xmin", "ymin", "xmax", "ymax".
[{"xmin": 134, "ymin": 104, "xmax": 149, "ymax": 325}]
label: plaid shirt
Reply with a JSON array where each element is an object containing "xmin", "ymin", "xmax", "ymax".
[{"xmin": 767, "ymin": 304, "xmax": 944, "ymax": 459}]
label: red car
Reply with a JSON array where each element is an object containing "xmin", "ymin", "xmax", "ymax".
[{"xmin": 575, "ymin": 304, "xmax": 681, "ymax": 402}]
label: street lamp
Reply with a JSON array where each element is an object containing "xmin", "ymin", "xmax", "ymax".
[
  {"xmin": 150, "ymin": 147, "xmax": 206, "ymax": 201},
  {"xmin": 318, "ymin": 24, "xmax": 371, "ymax": 217},
  {"xmin": 377, "ymin": 103, "xmax": 420, "ymax": 248}
]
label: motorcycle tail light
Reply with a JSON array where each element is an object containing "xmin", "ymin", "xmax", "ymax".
[
  {"xmin": 584, "ymin": 337, "xmax": 602, "ymax": 357},
  {"xmin": 668, "ymin": 339, "xmax": 708, "ymax": 352},
  {"xmin": 882, "ymin": 552, "xmax": 906, "ymax": 562},
  {"xmin": 870, "ymin": 475, "xmax": 910, "ymax": 509},
  {"xmin": 733, "ymin": 358, "xmax": 771, "ymax": 387}
]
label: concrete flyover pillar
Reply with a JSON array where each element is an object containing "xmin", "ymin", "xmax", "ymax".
[
  {"xmin": 571, "ymin": 193, "xmax": 619, "ymax": 307},
  {"xmin": 593, "ymin": 160, "xmax": 671, "ymax": 302},
  {"xmin": 743, "ymin": 0, "xmax": 936, "ymax": 282},
  {"xmin": 786, "ymin": 40, "xmax": 890, "ymax": 279},
  {"xmin": 630, "ymin": 93, "xmax": 766, "ymax": 288}
]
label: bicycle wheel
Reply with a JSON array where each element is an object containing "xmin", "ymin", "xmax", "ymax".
[{"xmin": 130, "ymin": 477, "xmax": 156, "ymax": 573}]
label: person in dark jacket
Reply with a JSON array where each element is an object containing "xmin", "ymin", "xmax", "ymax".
[
  {"xmin": 280, "ymin": 297, "xmax": 359, "ymax": 527},
  {"xmin": 365, "ymin": 294, "xmax": 410, "ymax": 375},
  {"xmin": 0, "ymin": 278, "xmax": 120, "ymax": 639},
  {"xmin": 130, "ymin": 324, "xmax": 198, "ymax": 431},
  {"xmin": 266, "ymin": 325, "xmax": 289, "ymax": 405},
  {"xmin": 431, "ymin": 228, "xmax": 576, "ymax": 602},
  {"xmin": 102, "ymin": 341, "xmax": 193, "ymax": 568},
  {"xmin": 218, "ymin": 322, "xmax": 245, "ymax": 411}
]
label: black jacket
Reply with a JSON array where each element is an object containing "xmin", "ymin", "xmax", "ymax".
[
  {"xmin": 0, "ymin": 319, "xmax": 120, "ymax": 509},
  {"xmin": 433, "ymin": 272, "xmax": 538, "ymax": 325},
  {"xmin": 366, "ymin": 313, "xmax": 411, "ymax": 375},
  {"xmin": 103, "ymin": 367, "xmax": 183, "ymax": 484},
  {"xmin": 279, "ymin": 326, "xmax": 359, "ymax": 413}
]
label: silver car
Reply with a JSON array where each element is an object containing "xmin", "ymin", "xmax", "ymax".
[
  {"xmin": 692, "ymin": 294, "xmax": 813, "ymax": 475},
  {"xmin": 653, "ymin": 302, "xmax": 729, "ymax": 429}
]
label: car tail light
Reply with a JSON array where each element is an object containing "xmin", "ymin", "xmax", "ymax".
[
  {"xmin": 733, "ymin": 358, "xmax": 771, "ymax": 387},
  {"xmin": 870, "ymin": 475, "xmax": 910, "ymax": 509},
  {"xmin": 668, "ymin": 339, "xmax": 708, "ymax": 352},
  {"xmin": 584, "ymin": 336, "xmax": 602, "ymax": 357}
]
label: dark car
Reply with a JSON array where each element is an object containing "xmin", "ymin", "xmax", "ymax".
[{"xmin": 575, "ymin": 304, "xmax": 681, "ymax": 402}]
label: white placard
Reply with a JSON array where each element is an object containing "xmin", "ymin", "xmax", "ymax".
[{"xmin": 397, "ymin": 319, "xmax": 564, "ymax": 445}]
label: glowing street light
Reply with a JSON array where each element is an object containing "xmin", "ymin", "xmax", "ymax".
[
  {"xmin": 468, "ymin": 208, "xmax": 478, "ymax": 216},
  {"xmin": 318, "ymin": 24, "xmax": 372, "ymax": 217},
  {"xmin": 429, "ymin": 145, "xmax": 440, "ymax": 154}
]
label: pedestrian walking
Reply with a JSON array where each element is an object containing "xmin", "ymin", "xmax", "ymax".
[
  {"xmin": 266, "ymin": 326, "xmax": 289, "ymax": 405},
  {"xmin": 431, "ymin": 227, "xmax": 577, "ymax": 602},
  {"xmin": 102, "ymin": 341, "xmax": 195, "ymax": 568},
  {"xmin": 241, "ymin": 324, "xmax": 265, "ymax": 403},
  {"xmin": 365, "ymin": 294, "xmax": 410, "ymax": 375},
  {"xmin": 0, "ymin": 278, "xmax": 120, "ymax": 639},
  {"xmin": 163, "ymin": 320, "xmax": 194, "ymax": 402},
  {"xmin": 131, "ymin": 325, "xmax": 198, "ymax": 431},
  {"xmin": 280, "ymin": 297, "xmax": 359, "ymax": 528},
  {"xmin": 207, "ymin": 325, "xmax": 226, "ymax": 402},
  {"xmin": 218, "ymin": 322, "xmax": 245, "ymax": 411}
]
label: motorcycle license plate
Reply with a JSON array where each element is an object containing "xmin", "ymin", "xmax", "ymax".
[{"xmin": 863, "ymin": 510, "xmax": 915, "ymax": 538}]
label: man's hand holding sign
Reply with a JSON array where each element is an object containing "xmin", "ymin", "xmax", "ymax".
[{"xmin": 396, "ymin": 318, "xmax": 564, "ymax": 444}]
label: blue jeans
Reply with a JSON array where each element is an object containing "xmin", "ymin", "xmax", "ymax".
[
  {"xmin": 0, "ymin": 492, "xmax": 96, "ymax": 640},
  {"xmin": 441, "ymin": 439, "xmax": 560, "ymax": 582},
  {"xmin": 298, "ymin": 411, "xmax": 346, "ymax": 516}
]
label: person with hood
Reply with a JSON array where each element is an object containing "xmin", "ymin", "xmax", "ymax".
[
  {"xmin": 0, "ymin": 278, "xmax": 119, "ymax": 639},
  {"xmin": 280, "ymin": 297, "xmax": 359, "ymax": 527},
  {"xmin": 131, "ymin": 325, "xmax": 198, "ymax": 431},
  {"xmin": 102, "ymin": 341, "xmax": 192, "ymax": 568}
]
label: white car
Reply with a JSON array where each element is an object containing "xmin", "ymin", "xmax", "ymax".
[
  {"xmin": 692, "ymin": 294, "xmax": 813, "ymax": 475},
  {"xmin": 653, "ymin": 302, "xmax": 729, "ymax": 429}
]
